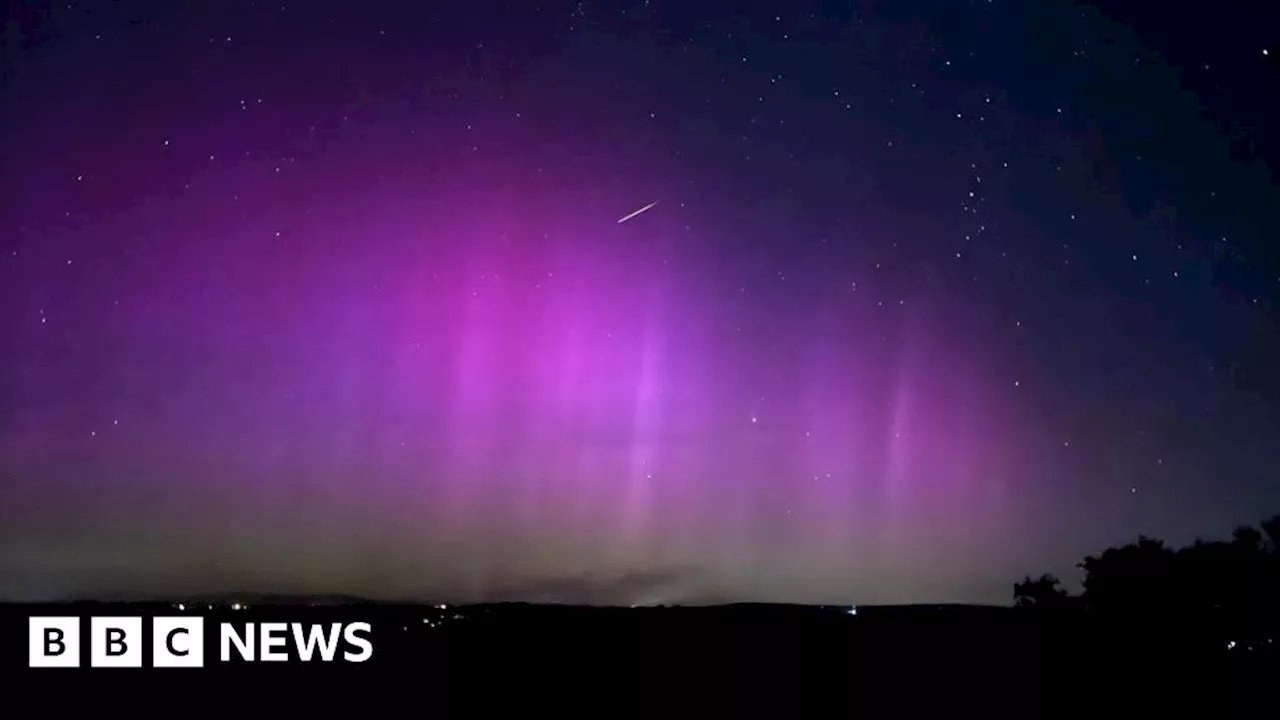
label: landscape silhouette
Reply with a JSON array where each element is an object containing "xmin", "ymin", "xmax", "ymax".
[
  {"xmin": 4, "ymin": 514, "xmax": 1277, "ymax": 714},
  {"xmin": 1013, "ymin": 512, "xmax": 1280, "ymax": 619}
]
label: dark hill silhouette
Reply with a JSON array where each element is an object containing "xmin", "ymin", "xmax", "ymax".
[{"xmin": 3, "ymin": 516, "xmax": 1276, "ymax": 712}]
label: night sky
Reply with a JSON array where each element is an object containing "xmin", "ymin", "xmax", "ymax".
[{"xmin": 2, "ymin": 1, "xmax": 1279, "ymax": 605}]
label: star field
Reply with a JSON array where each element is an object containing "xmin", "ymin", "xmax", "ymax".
[{"xmin": 1, "ymin": 0, "xmax": 1278, "ymax": 605}]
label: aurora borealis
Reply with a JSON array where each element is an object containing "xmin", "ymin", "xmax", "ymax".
[{"xmin": 2, "ymin": 1, "xmax": 1279, "ymax": 605}]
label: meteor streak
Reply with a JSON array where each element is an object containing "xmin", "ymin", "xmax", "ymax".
[{"xmin": 617, "ymin": 201, "xmax": 659, "ymax": 224}]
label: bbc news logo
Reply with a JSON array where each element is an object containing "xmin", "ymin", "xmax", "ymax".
[{"xmin": 28, "ymin": 616, "xmax": 373, "ymax": 668}]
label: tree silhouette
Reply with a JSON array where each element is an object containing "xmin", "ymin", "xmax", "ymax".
[
  {"xmin": 1260, "ymin": 514, "xmax": 1280, "ymax": 552},
  {"xmin": 1016, "ymin": 513, "xmax": 1280, "ymax": 618},
  {"xmin": 1232, "ymin": 525, "xmax": 1264, "ymax": 552},
  {"xmin": 1012, "ymin": 514, "xmax": 1279, "ymax": 699},
  {"xmin": 1013, "ymin": 574, "xmax": 1068, "ymax": 608},
  {"xmin": 1076, "ymin": 535, "xmax": 1177, "ymax": 610}
]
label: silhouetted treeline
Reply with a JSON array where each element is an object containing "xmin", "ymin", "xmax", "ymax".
[{"xmin": 1015, "ymin": 513, "xmax": 1280, "ymax": 618}]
